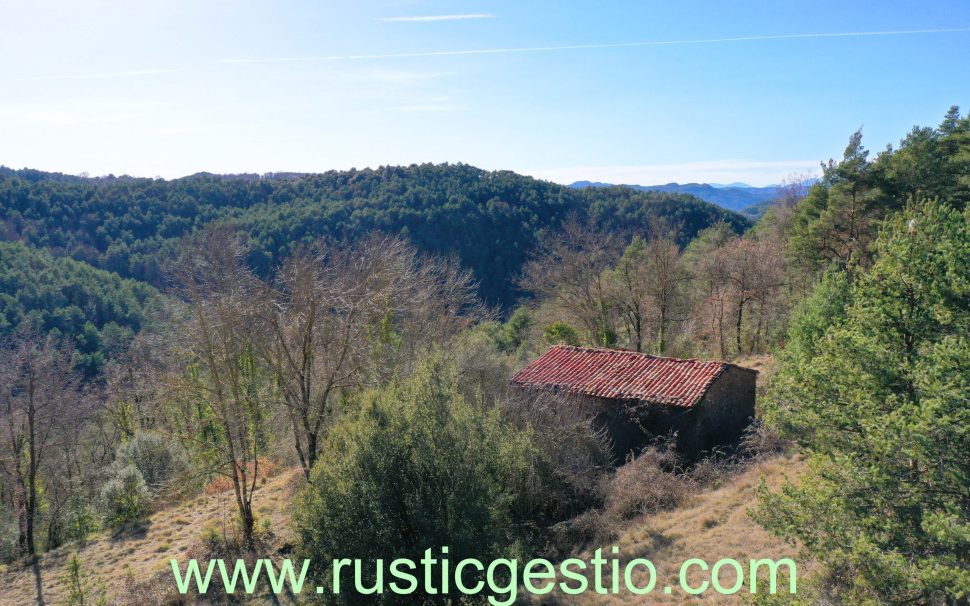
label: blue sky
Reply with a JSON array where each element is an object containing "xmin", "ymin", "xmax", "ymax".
[{"xmin": 2, "ymin": 1, "xmax": 969, "ymax": 185}]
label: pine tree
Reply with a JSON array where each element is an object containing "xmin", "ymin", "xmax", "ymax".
[{"xmin": 757, "ymin": 200, "xmax": 970, "ymax": 604}]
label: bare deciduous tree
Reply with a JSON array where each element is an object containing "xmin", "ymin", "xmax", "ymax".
[
  {"xmin": 722, "ymin": 238, "xmax": 786, "ymax": 355},
  {"xmin": 257, "ymin": 234, "xmax": 484, "ymax": 480},
  {"xmin": 501, "ymin": 387, "xmax": 613, "ymax": 524},
  {"xmin": 0, "ymin": 335, "xmax": 86, "ymax": 558},
  {"xmin": 611, "ymin": 236, "xmax": 652, "ymax": 353},
  {"xmin": 170, "ymin": 229, "xmax": 266, "ymax": 546},
  {"xmin": 611, "ymin": 226, "xmax": 688, "ymax": 354},
  {"xmin": 685, "ymin": 224, "xmax": 737, "ymax": 359},
  {"xmin": 520, "ymin": 216, "xmax": 619, "ymax": 346}
]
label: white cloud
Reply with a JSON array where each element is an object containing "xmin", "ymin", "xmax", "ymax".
[
  {"xmin": 528, "ymin": 160, "xmax": 822, "ymax": 187},
  {"xmin": 0, "ymin": 100, "xmax": 168, "ymax": 127},
  {"xmin": 24, "ymin": 67, "xmax": 191, "ymax": 81},
  {"xmin": 379, "ymin": 13, "xmax": 495, "ymax": 22},
  {"xmin": 358, "ymin": 68, "xmax": 451, "ymax": 84},
  {"xmin": 151, "ymin": 123, "xmax": 246, "ymax": 136},
  {"xmin": 386, "ymin": 103, "xmax": 466, "ymax": 112}
]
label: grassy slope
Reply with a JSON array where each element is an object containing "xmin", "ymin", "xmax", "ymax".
[
  {"xmin": 1, "ymin": 455, "xmax": 805, "ymax": 605},
  {"xmin": 0, "ymin": 471, "xmax": 299, "ymax": 605},
  {"xmin": 551, "ymin": 454, "xmax": 808, "ymax": 606}
]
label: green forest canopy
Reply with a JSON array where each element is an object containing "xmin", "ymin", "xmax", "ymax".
[
  {"xmin": 0, "ymin": 163, "xmax": 749, "ymax": 308},
  {"xmin": 0, "ymin": 241, "xmax": 161, "ymax": 375}
]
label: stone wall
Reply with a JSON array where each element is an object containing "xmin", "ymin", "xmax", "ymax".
[{"xmin": 560, "ymin": 365, "xmax": 757, "ymax": 463}]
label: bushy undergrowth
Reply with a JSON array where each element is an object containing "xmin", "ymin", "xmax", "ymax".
[
  {"xmin": 98, "ymin": 431, "xmax": 193, "ymax": 530},
  {"xmin": 603, "ymin": 446, "xmax": 695, "ymax": 520},
  {"xmin": 295, "ymin": 354, "xmax": 538, "ymax": 604},
  {"xmin": 114, "ymin": 431, "xmax": 190, "ymax": 496},
  {"xmin": 0, "ymin": 506, "xmax": 18, "ymax": 562},
  {"xmin": 549, "ymin": 432, "xmax": 773, "ymax": 552},
  {"xmin": 99, "ymin": 465, "xmax": 151, "ymax": 529}
]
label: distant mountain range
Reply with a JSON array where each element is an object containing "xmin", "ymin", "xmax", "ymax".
[{"xmin": 568, "ymin": 178, "xmax": 817, "ymax": 214}]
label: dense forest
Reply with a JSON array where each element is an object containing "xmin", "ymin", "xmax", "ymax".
[
  {"xmin": 0, "ymin": 164, "xmax": 749, "ymax": 374},
  {"xmin": 0, "ymin": 242, "xmax": 161, "ymax": 376},
  {"xmin": 0, "ymin": 163, "xmax": 748, "ymax": 307},
  {"xmin": 0, "ymin": 108, "xmax": 967, "ymax": 605}
]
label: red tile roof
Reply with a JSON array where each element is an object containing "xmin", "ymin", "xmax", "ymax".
[{"xmin": 510, "ymin": 346, "xmax": 752, "ymax": 408}]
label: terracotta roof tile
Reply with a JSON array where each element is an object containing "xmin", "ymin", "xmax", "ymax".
[{"xmin": 510, "ymin": 345, "xmax": 747, "ymax": 408}]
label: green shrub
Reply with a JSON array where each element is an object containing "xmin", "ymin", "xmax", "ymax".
[
  {"xmin": 295, "ymin": 354, "xmax": 536, "ymax": 604},
  {"xmin": 542, "ymin": 321, "xmax": 581, "ymax": 346},
  {"xmin": 99, "ymin": 465, "xmax": 151, "ymax": 528},
  {"xmin": 65, "ymin": 491, "xmax": 100, "ymax": 544},
  {"xmin": 114, "ymin": 431, "xmax": 189, "ymax": 496},
  {"xmin": 62, "ymin": 552, "xmax": 108, "ymax": 606}
]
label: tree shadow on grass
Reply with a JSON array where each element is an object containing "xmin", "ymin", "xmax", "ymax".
[
  {"xmin": 108, "ymin": 520, "xmax": 150, "ymax": 543},
  {"xmin": 623, "ymin": 527, "xmax": 676, "ymax": 563},
  {"xmin": 31, "ymin": 556, "xmax": 46, "ymax": 606}
]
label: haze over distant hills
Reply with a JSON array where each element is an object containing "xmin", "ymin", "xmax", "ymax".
[{"xmin": 569, "ymin": 178, "xmax": 818, "ymax": 214}]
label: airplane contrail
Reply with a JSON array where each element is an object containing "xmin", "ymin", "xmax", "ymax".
[
  {"xmin": 221, "ymin": 27, "xmax": 970, "ymax": 64},
  {"xmin": 22, "ymin": 26, "xmax": 970, "ymax": 80}
]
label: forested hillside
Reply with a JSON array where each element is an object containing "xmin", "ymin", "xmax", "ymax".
[
  {"xmin": 0, "ymin": 164, "xmax": 748, "ymax": 308},
  {"xmin": 0, "ymin": 241, "xmax": 161, "ymax": 375}
]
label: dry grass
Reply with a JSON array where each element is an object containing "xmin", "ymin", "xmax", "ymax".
[
  {"xmin": 0, "ymin": 469, "xmax": 299, "ymax": 606},
  {"xmin": 0, "ymin": 419, "xmax": 806, "ymax": 605},
  {"xmin": 733, "ymin": 354, "xmax": 778, "ymax": 378},
  {"xmin": 524, "ymin": 452, "xmax": 810, "ymax": 606},
  {"xmin": 203, "ymin": 459, "xmax": 280, "ymax": 495},
  {"xmin": 604, "ymin": 447, "xmax": 693, "ymax": 520}
]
